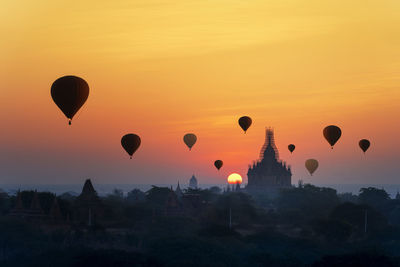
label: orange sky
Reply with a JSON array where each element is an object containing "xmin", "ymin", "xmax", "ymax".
[{"xmin": 1, "ymin": 0, "xmax": 399, "ymax": 186}]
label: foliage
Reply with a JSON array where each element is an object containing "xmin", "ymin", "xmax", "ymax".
[
  {"xmin": 330, "ymin": 202, "xmax": 388, "ymax": 235},
  {"xmin": 359, "ymin": 187, "xmax": 390, "ymax": 209},
  {"xmin": 1, "ymin": 185, "xmax": 400, "ymax": 266},
  {"xmin": 276, "ymin": 184, "xmax": 339, "ymax": 223},
  {"xmin": 126, "ymin": 188, "xmax": 145, "ymax": 203}
]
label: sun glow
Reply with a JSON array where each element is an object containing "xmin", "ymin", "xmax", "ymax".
[{"xmin": 227, "ymin": 173, "xmax": 242, "ymax": 185}]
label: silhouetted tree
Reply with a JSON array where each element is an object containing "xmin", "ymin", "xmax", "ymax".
[
  {"xmin": 330, "ymin": 202, "xmax": 388, "ymax": 236},
  {"xmin": 277, "ymin": 184, "xmax": 339, "ymax": 223},
  {"xmin": 359, "ymin": 187, "xmax": 390, "ymax": 209},
  {"xmin": 146, "ymin": 186, "xmax": 171, "ymax": 210},
  {"xmin": 312, "ymin": 219, "xmax": 352, "ymax": 242},
  {"xmin": 0, "ymin": 190, "xmax": 10, "ymax": 215},
  {"xmin": 338, "ymin": 192, "xmax": 358, "ymax": 203},
  {"xmin": 209, "ymin": 186, "xmax": 222, "ymax": 194},
  {"xmin": 126, "ymin": 189, "xmax": 145, "ymax": 203}
]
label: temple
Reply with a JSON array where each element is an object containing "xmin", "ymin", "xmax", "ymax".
[
  {"xmin": 246, "ymin": 128, "xmax": 292, "ymax": 197},
  {"xmin": 74, "ymin": 179, "xmax": 103, "ymax": 226},
  {"xmin": 189, "ymin": 175, "xmax": 198, "ymax": 189}
]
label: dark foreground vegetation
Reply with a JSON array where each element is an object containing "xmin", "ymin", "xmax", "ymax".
[{"xmin": 1, "ymin": 183, "xmax": 400, "ymax": 266}]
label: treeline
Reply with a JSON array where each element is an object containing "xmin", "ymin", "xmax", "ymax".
[{"xmin": 1, "ymin": 185, "xmax": 400, "ymax": 266}]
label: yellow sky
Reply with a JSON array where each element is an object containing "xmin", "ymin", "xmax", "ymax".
[{"xmin": 0, "ymin": 0, "xmax": 399, "ymax": 185}]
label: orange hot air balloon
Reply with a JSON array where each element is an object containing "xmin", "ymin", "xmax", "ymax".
[
  {"xmin": 238, "ymin": 116, "xmax": 252, "ymax": 133},
  {"xmin": 288, "ymin": 144, "xmax": 296, "ymax": 153},
  {"xmin": 305, "ymin": 159, "xmax": 319, "ymax": 176},
  {"xmin": 214, "ymin": 160, "xmax": 223, "ymax": 170},
  {"xmin": 359, "ymin": 139, "xmax": 371, "ymax": 153},
  {"xmin": 121, "ymin": 134, "xmax": 141, "ymax": 159},
  {"xmin": 51, "ymin": 75, "xmax": 89, "ymax": 125},
  {"xmin": 323, "ymin": 125, "xmax": 342, "ymax": 149},
  {"xmin": 183, "ymin": 133, "xmax": 197, "ymax": 151}
]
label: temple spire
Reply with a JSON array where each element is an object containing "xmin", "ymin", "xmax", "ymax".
[{"xmin": 259, "ymin": 128, "xmax": 279, "ymax": 161}]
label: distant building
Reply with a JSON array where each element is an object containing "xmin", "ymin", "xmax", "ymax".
[
  {"xmin": 9, "ymin": 190, "xmax": 44, "ymax": 220},
  {"xmin": 9, "ymin": 190, "xmax": 61, "ymax": 223},
  {"xmin": 164, "ymin": 183, "xmax": 204, "ymax": 217},
  {"xmin": 165, "ymin": 187, "xmax": 183, "ymax": 216},
  {"xmin": 225, "ymin": 183, "xmax": 241, "ymax": 193},
  {"xmin": 175, "ymin": 182, "xmax": 183, "ymax": 200},
  {"xmin": 74, "ymin": 179, "xmax": 103, "ymax": 226},
  {"xmin": 246, "ymin": 128, "xmax": 292, "ymax": 197},
  {"xmin": 235, "ymin": 183, "xmax": 241, "ymax": 192},
  {"xmin": 189, "ymin": 175, "xmax": 198, "ymax": 189}
]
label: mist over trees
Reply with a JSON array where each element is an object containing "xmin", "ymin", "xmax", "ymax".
[{"xmin": 1, "ymin": 184, "xmax": 400, "ymax": 266}]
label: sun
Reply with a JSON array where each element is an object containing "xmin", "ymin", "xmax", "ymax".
[{"xmin": 227, "ymin": 173, "xmax": 242, "ymax": 184}]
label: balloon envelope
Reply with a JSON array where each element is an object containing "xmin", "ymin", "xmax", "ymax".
[
  {"xmin": 288, "ymin": 144, "xmax": 295, "ymax": 153},
  {"xmin": 323, "ymin": 125, "xmax": 342, "ymax": 148},
  {"xmin": 238, "ymin": 116, "xmax": 252, "ymax": 133},
  {"xmin": 51, "ymin": 75, "xmax": 89, "ymax": 125},
  {"xmin": 214, "ymin": 160, "xmax": 223, "ymax": 170},
  {"xmin": 183, "ymin": 133, "xmax": 197, "ymax": 150},
  {"xmin": 305, "ymin": 159, "xmax": 319, "ymax": 175},
  {"xmin": 359, "ymin": 139, "xmax": 371, "ymax": 153},
  {"xmin": 121, "ymin": 134, "xmax": 141, "ymax": 159}
]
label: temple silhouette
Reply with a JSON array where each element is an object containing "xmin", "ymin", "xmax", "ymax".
[
  {"xmin": 246, "ymin": 128, "xmax": 292, "ymax": 197},
  {"xmin": 189, "ymin": 175, "xmax": 198, "ymax": 189}
]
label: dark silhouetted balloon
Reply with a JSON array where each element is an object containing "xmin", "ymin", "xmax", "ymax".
[
  {"xmin": 323, "ymin": 125, "xmax": 342, "ymax": 149},
  {"xmin": 305, "ymin": 159, "xmax": 319, "ymax": 176},
  {"xmin": 238, "ymin": 116, "xmax": 252, "ymax": 133},
  {"xmin": 183, "ymin": 133, "xmax": 197, "ymax": 151},
  {"xmin": 121, "ymin": 134, "xmax": 141, "ymax": 159},
  {"xmin": 288, "ymin": 144, "xmax": 295, "ymax": 153},
  {"xmin": 359, "ymin": 139, "xmax": 370, "ymax": 153},
  {"xmin": 214, "ymin": 160, "xmax": 223, "ymax": 170},
  {"xmin": 51, "ymin": 75, "xmax": 89, "ymax": 125}
]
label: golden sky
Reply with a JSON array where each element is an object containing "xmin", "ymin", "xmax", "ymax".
[{"xmin": 1, "ymin": 0, "xmax": 399, "ymax": 186}]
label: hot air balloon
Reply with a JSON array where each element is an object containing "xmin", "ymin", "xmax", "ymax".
[
  {"xmin": 323, "ymin": 125, "xmax": 342, "ymax": 149},
  {"xmin": 51, "ymin": 75, "xmax": 89, "ymax": 125},
  {"xmin": 359, "ymin": 139, "xmax": 370, "ymax": 153},
  {"xmin": 214, "ymin": 160, "xmax": 223, "ymax": 170},
  {"xmin": 183, "ymin": 133, "xmax": 197, "ymax": 151},
  {"xmin": 121, "ymin": 134, "xmax": 141, "ymax": 159},
  {"xmin": 288, "ymin": 144, "xmax": 295, "ymax": 153},
  {"xmin": 238, "ymin": 116, "xmax": 252, "ymax": 133},
  {"xmin": 305, "ymin": 159, "xmax": 319, "ymax": 176}
]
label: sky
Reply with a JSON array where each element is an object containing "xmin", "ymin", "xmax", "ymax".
[{"xmin": 0, "ymin": 0, "xmax": 399, "ymax": 186}]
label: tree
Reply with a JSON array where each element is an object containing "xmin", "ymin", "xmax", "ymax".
[
  {"xmin": 338, "ymin": 192, "xmax": 358, "ymax": 203},
  {"xmin": 209, "ymin": 186, "xmax": 222, "ymax": 194},
  {"xmin": 312, "ymin": 219, "xmax": 352, "ymax": 242},
  {"xmin": 126, "ymin": 189, "xmax": 145, "ymax": 203},
  {"xmin": 205, "ymin": 192, "xmax": 257, "ymax": 227},
  {"xmin": 276, "ymin": 184, "xmax": 339, "ymax": 223},
  {"xmin": 0, "ymin": 190, "xmax": 10, "ymax": 215},
  {"xmin": 358, "ymin": 187, "xmax": 390, "ymax": 209},
  {"xmin": 146, "ymin": 186, "xmax": 172, "ymax": 208},
  {"xmin": 330, "ymin": 202, "xmax": 388, "ymax": 235}
]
